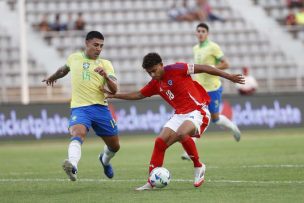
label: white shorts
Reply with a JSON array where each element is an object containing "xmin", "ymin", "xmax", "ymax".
[{"xmin": 163, "ymin": 107, "xmax": 210, "ymax": 138}]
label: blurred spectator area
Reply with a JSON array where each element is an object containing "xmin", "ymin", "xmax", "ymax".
[
  {"xmin": 2, "ymin": 0, "xmax": 303, "ymax": 104},
  {"xmin": 253, "ymin": 0, "xmax": 304, "ymax": 41},
  {"xmin": 0, "ymin": 27, "xmax": 66, "ymax": 103}
]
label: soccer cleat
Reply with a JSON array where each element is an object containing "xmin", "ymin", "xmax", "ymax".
[
  {"xmin": 135, "ymin": 182, "xmax": 153, "ymax": 191},
  {"xmin": 62, "ymin": 159, "xmax": 77, "ymax": 181},
  {"xmin": 181, "ymin": 152, "xmax": 191, "ymax": 161},
  {"xmin": 232, "ymin": 125, "xmax": 241, "ymax": 142},
  {"xmin": 193, "ymin": 164, "xmax": 206, "ymax": 187},
  {"xmin": 99, "ymin": 154, "xmax": 114, "ymax": 179}
]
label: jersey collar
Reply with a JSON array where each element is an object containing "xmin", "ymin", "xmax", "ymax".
[
  {"xmin": 82, "ymin": 51, "xmax": 99, "ymax": 60},
  {"xmin": 199, "ymin": 39, "xmax": 209, "ymax": 48}
]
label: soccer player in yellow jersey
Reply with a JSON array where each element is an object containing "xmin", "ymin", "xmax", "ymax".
[
  {"xmin": 42, "ymin": 31, "xmax": 119, "ymax": 181},
  {"xmin": 182, "ymin": 23, "xmax": 241, "ymax": 160}
]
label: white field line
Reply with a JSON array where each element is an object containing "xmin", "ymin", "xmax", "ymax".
[
  {"xmin": 240, "ymin": 164, "xmax": 304, "ymax": 168},
  {"xmin": 4, "ymin": 164, "xmax": 304, "ymax": 176},
  {"xmin": 0, "ymin": 178, "xmax": 303, "ymax": 184}
]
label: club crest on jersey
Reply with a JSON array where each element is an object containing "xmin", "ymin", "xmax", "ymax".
[
  {"xmin": 168, "ymin": 80, "xmax": 173, "ymax": 86},
  {"xmin": 83, "ymin": 62, "xmax": 90, "ymax": 69}
]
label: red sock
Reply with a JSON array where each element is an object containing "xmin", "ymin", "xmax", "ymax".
[
  {"xmin": 149, "ymin": 137, "xmax": 168, "ymax": 173},
  {"xmin": 181, "ymin": 136, "xmax": 202, "ymax": 168}
]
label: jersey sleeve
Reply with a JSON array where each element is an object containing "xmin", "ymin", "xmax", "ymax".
[
  {"xmin": 174, "ymin": 62, "xmax": 195, "ymax": 75},
  {"xmin": 213, "ymin": 43, "xmax": 224, "ymax": 63},
  {"xmin": 187, "ymin": 63, "xmax": 195, "ymax": 75},
  {"xmin": 65, "ymin": 54, "xmax": 74, "ymax": 69},
  {"xmin": 140, "ymin": 80, "xmax": 158, "ymax": 97},
  {"xmin": 103, "ymin": 60, "xmax": 116, "ymax": 79},
  {"xmin": 165, "ymin": 63, "xmax": 188, "ymax": 76}
]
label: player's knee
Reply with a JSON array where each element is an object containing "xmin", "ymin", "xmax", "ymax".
[
  {"xmin": 113, "ymin": 144, "xmax": 120, "ymax": 152},
  {"xmin": 109, "ymin": 143, "xmax": 120, "ymax": 153},
  {"xmin": 212, "ymin": 118, "xmax": 219, "ymax": 123},
  {"xmin": 70, "ymin": 127, "xmax": 87, "ymax": 139},
  {"xmin": 176, "ymin": 132, "xmax": 188, "ymax": 141}
]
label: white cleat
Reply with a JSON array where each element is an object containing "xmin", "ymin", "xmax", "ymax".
[
  {"xmin": 232, "ymin": 125, "xmax": 241, "ymax": 142},
  {"xmin": 194, "ymin": 164, "xmax": 206, "ymax": 187},
  {"xmin": 62, "ymin": 159, "xmax": 77, "ymax": 181},
  {"xmin": 181, "ymin": 152, "xmax": 191, "ymax": 161},
  {"xmin": 135, "ymin": 182, "xmax": 153, "ymax": 191}
]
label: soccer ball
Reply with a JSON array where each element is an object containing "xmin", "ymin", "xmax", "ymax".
[{"xmin": 149, "ymin": 167, "xmax": 171, "ymax": 188}]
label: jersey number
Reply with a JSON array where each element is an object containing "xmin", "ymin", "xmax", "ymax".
[{"xmin": 166, "ymin": 90, "xmax": 174, "ymax": 100}]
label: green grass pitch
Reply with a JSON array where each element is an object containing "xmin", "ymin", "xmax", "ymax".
[{"xmin": 0, "ymin": 128, "xmax": 303, "ymax": 203}]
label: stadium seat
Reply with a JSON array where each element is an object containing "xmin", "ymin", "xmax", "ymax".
[{"xmin": 1, "ymin": 0, "xmax": 303, "ymax": 102}]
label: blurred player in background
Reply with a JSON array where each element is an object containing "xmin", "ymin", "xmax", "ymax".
[
  {"xmin": 181, "ymin": 22, "xmax": 241, "ymax": 159},
  {"xmin": 42, "ymin": 31, "xmax": 119, "ymax": 181},
  {"xmin": 105, "ymin": 53, "xmax": 244, "ymax": 190},
  {"xmin": 236, "ymin": 66, "xmax": 258, "ymax": 95}
]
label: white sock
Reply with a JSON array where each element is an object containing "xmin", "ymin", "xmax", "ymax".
[
  {"xmin": 102, "ymin": 145, "xmax": 115, "ymax": 165},
  {"xmin": 68, "ymin": 140, "xmax": 82, "ymax": 169},
  {"xmin": 215, "ymin": 115, "xmax": 236, "ymax": 132}
]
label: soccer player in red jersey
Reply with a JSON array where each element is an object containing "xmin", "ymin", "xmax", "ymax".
[{"xmin": 105, "ymin": 53, "xmax": 244, "ymax": 190}]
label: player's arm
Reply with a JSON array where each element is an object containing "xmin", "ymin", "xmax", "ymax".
[
  {"xmin": 193, "ymin": 64, "xmax": 245, "ymax": 84},
  {"xmin": 105, "ymin": 91, "xmax": 146, "ymax": 100},
  {"xmin": 104, "ymin": 75, "xmax": 118, "ymax": 94},
  {"xmin": 42, "ymin": 65, "xmax": 70, "ymax": 86},
  {"xmin": 94, "ymin": 67, "xmax": 117, "ymax": 94},
  {"xmin": 215, "ymin": 57, "xmax": 229, "ymax": 70}
]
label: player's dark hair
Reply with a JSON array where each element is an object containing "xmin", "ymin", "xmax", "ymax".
[
  {"xmin": 196, "ymin": 23, "xmax": 209, "ymax": 32},
  {"xmin": 142, "ymin": 52, "xmax": 162, "ymax": 69},
  {"xmin": 86, "ymin": 31, "xmax": 104, "ymax": 41}
]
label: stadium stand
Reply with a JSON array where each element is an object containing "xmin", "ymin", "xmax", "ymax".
[
  {"xmin": 253, "ymin": 0, "xmax": 304, "ymax": 41},
  {"xmin": 1, "ymin": 0, "xmax": 303, "ymax": 103},
  {"xmin": 0, "ymin": 25, "xmax": 68, "ymax": 103}
]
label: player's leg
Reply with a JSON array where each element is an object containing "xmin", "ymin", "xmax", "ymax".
[
  {"xmin": 137, "ymin": 114, "xmax": 184, "ymax": 191},
  {"xmin": 177, "ymin": 121, "xmax": 206, "ymax": 187},
  {"xmin": 212, "ymin": 113, "xmax": 241, "ymax": 141},
  {"xmin": 149, "ymin": 127, "xmax": 177, "ymax": 173},
  {"xmin": 99, "ymin": 136, "xmax": 120, "ymax": 178},
  {"xmin": 177, "ymin": 109, "xmax": 210, "ymax": 187},
  {"xmin": 210, "ymin": 87, "xmax": 241, "ymax": 141},
  {"xmin": 91, "ymin": 104, "xmax": 119, "ymax": 179},
  {"xmin": 63, "ymin": 107, "xmax": 90, "ymax": 181},
  {"xmin": 136, "ymin": 127, "xmax": 176, "ymax": 191},
  {"xmin": 137, "ymin": 111, "xmax": 208, "ymax": 190},
  {"xmin": 177, "ymin": 121, "xmax": 202, "ymax": 168},
  {"xmin": 63, "ymin": 124, "xmax": 88, "ymax": 181},
  {"xmin": 181, "ymin": 137, "xmax": 197, "ymax": 160}
]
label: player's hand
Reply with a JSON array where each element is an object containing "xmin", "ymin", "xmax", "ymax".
[
  {"xmin": 229, "ymin": 74, "xmax": 245, "ymax": 84},
  {"xmin": 94, "ymin": 67, "xmax": 108, "ymax": 78},
  {"xmin": 42, "ymin": 78, "xmax": 57, "ymax": 86}
]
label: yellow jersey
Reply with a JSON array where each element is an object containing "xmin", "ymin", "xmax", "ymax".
[
  {"xmin": 66, "ymin": 51, "xmax": 116, "ymax": 108},
  {"xmin": 193, "ymin": 39, "xmax": 224, "ymax": 92}
]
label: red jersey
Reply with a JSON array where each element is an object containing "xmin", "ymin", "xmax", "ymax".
[{"xmin": 140, "ymin": 63, "xmax": 210, "ymax": 114}]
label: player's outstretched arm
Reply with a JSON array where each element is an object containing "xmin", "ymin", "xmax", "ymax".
[
  {"xmin": 105, "ymin": 91, "xmax": 146, "ymax": 100},
  {"xmin": 194, "ymin": 64, "xmax": 245, "ymax": 84},
  {"xmin": 216, "ymin": 58, "xmax": 229, "ymax": 70},
  {"xmin": 42, "ymin": 65, "xmax": 70, "ymax": 86}
]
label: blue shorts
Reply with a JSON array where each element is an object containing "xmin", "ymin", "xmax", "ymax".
[
  {"xmin": 207, "ymin": 86, "xmax": 223, "ymax": 114},
  {"xmin": 69, "ymin": 104, "xmax": 118, "ymax": 136}
]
